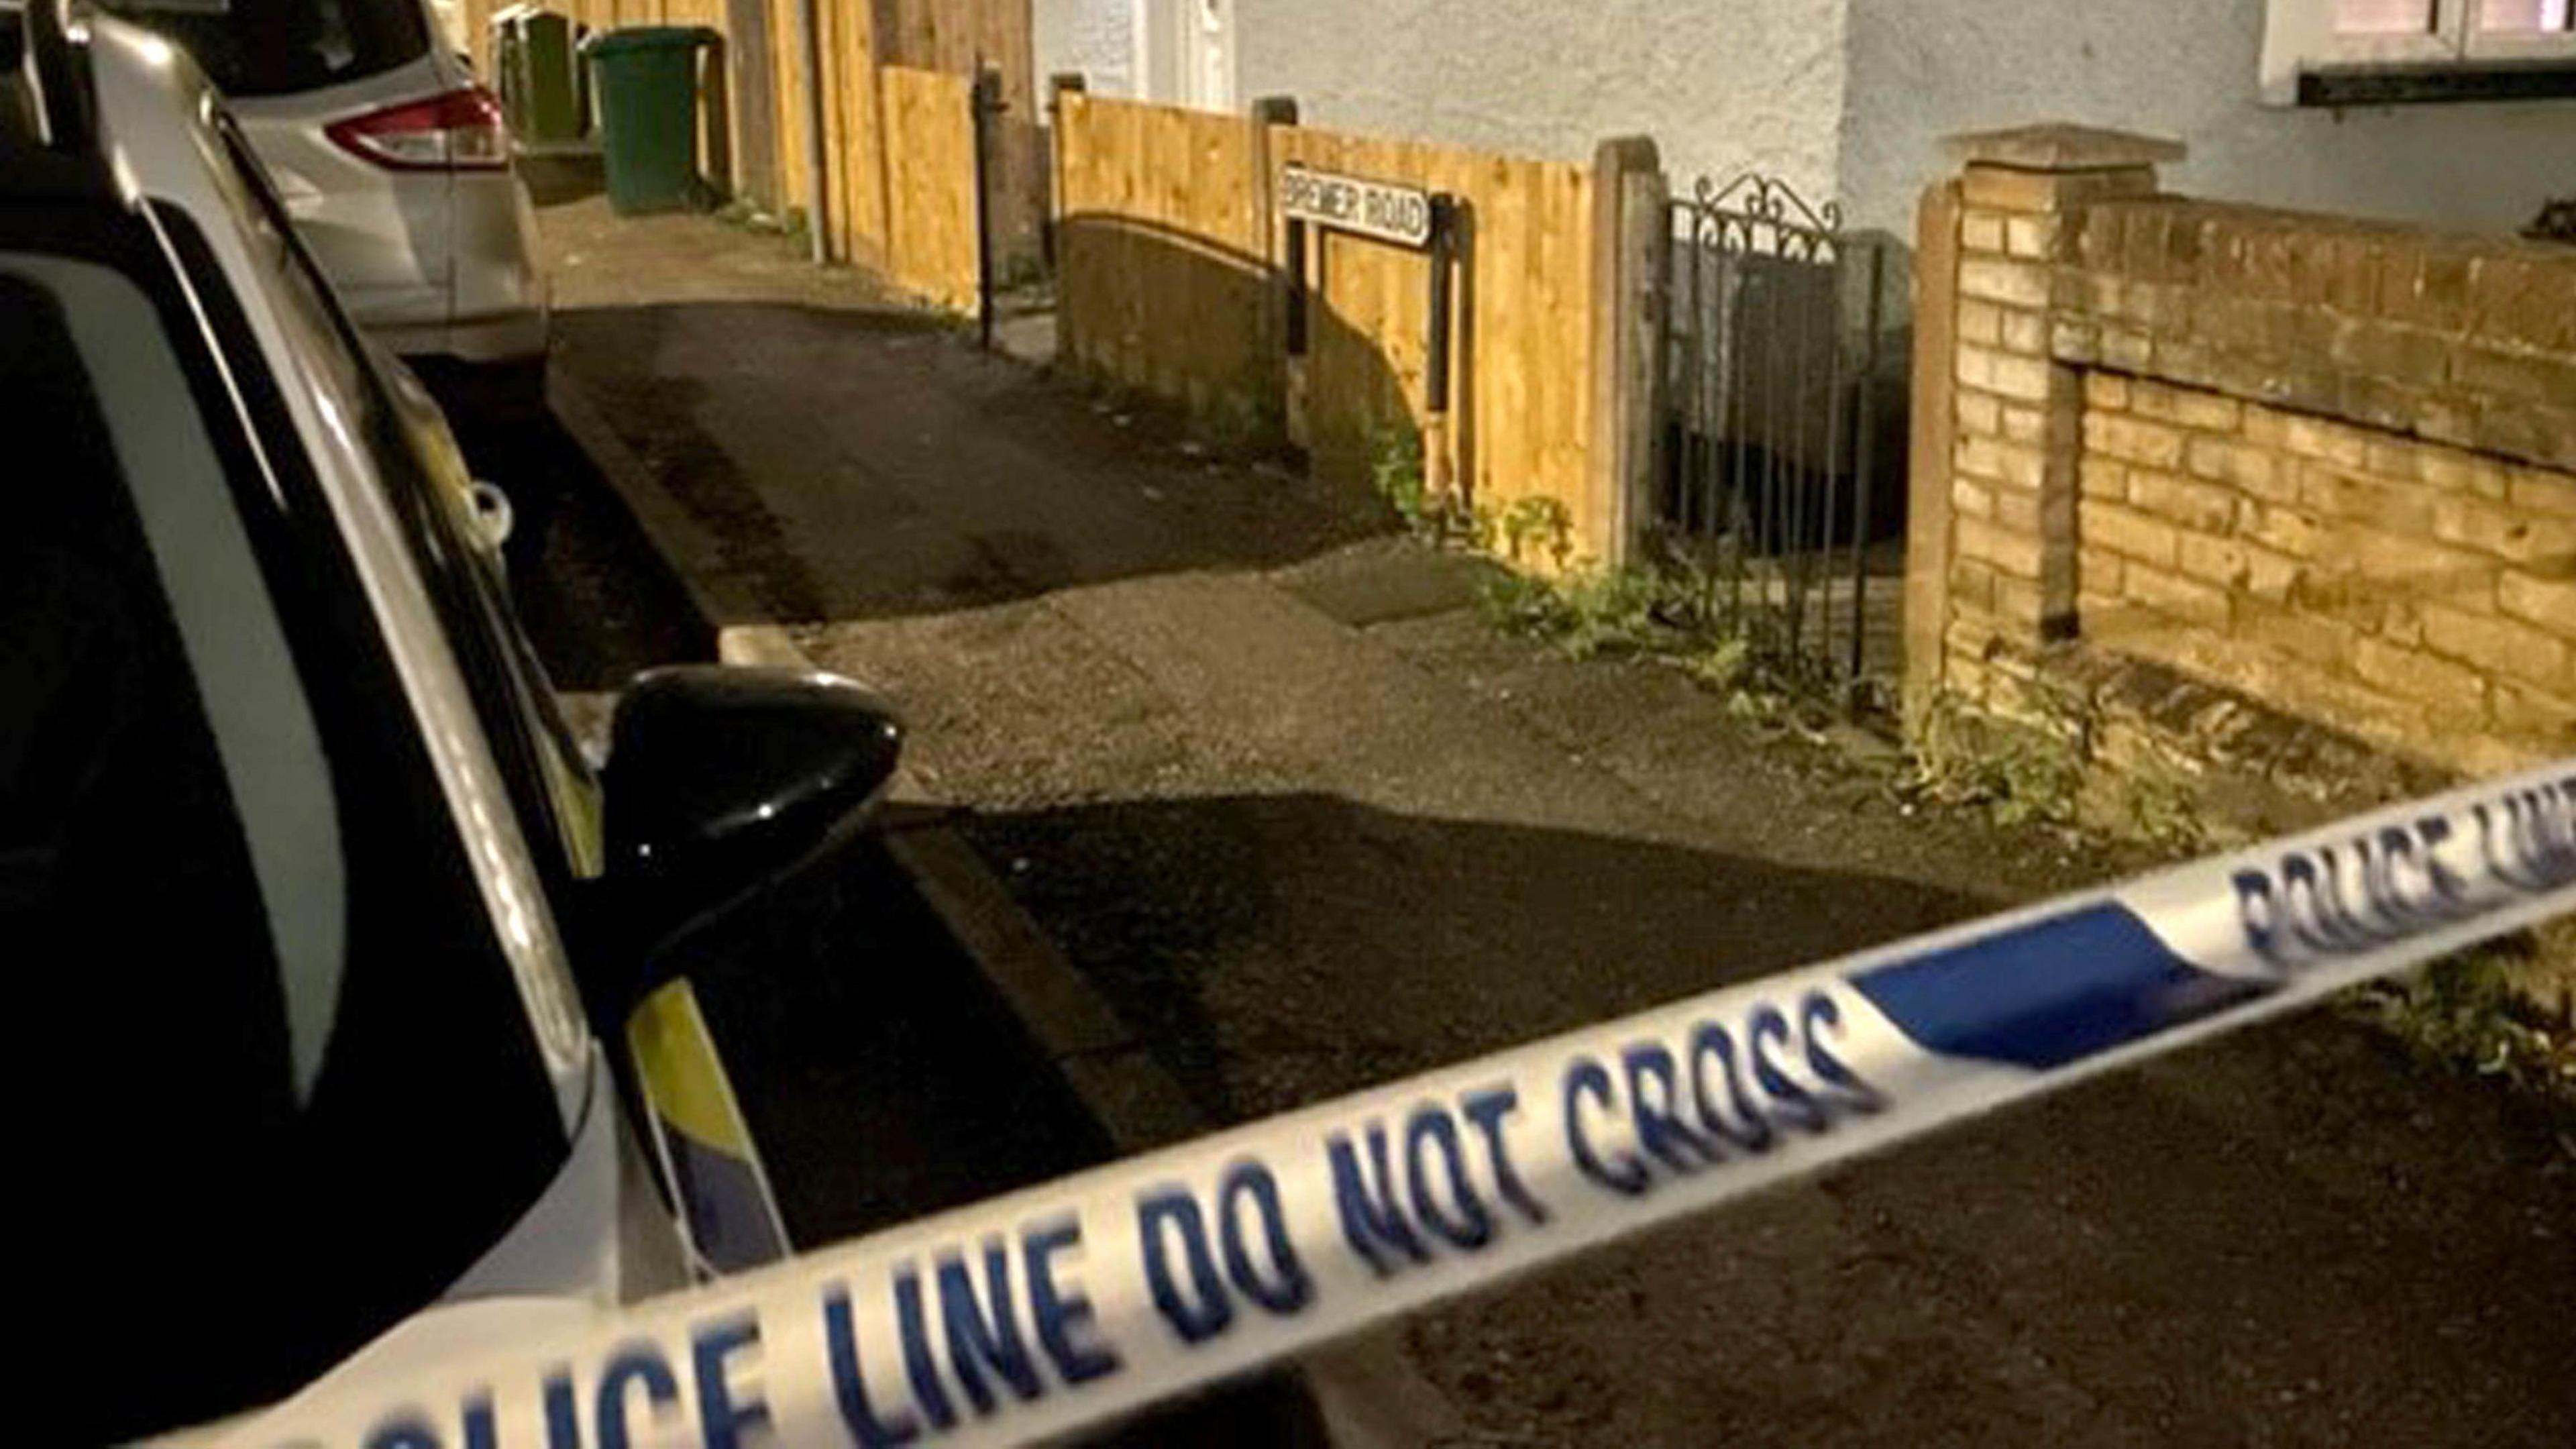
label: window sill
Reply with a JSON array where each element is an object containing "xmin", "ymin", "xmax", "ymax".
[{"xmin": 2297, "ymin": 60, "xmax": 2576, "ymax": 105}]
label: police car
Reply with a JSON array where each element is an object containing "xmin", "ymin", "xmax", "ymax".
[{"xmin": 2, "ymin": 5, "xmax": 900, "ymax": 1440}]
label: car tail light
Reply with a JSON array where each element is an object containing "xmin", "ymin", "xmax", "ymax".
[{"xmin": 325, "ymin": 87, "xmax": 509, "ymax": 172}]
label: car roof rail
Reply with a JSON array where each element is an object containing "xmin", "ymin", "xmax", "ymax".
[{"xmin": 17, "ymin": 0, "xmax": 96, "ymax": 154}]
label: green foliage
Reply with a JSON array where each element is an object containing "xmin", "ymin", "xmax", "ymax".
[
  {"xmin": 1000, "ymin": 251, "xmax": 1048, "ymax": 290},
  {"xmin": 1199, "ymin": 386, "xmax": 1277, "ymax": 453},
  {"xmin": 1474, "ymin": 568, "xmax": 1568, "ymax": 636},
  {"xmin": 2118, "ymin": 764, "xmax": 2212, "ymax": 856},
  {"xmin": 1458, "ymin": 544, "xmax": 2565, "ymax": 1108},
  {"xmin": 1551, "ymin": 570, "xmax": 1668, "ymax": 659},
  {"xmin": 1900, "ymin": 698, "xmax": 2087, "ymax": 829},
  {"xmin": 1470, "ymin": 550, "xmax": 1839, "ymax": 725},
  {"xmin": 1497, "ymin": 497, "xmax": 1576, "ymax": 574},
  {"xmin": 2343, "ymin": 947, "xmax": 2576, "ymax": 1110},
  {"xmin": 1900, "ymin": 690, "xmax": 2212, "ymax": 849},
  {"xmin": 1369, "ymin": 423, "xmax": 1428, "ymax": 527}
]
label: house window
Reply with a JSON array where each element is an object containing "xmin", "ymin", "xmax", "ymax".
[{"xmin": 2262, "ymin": 0, "xmax": 2576, "ymax": 103}]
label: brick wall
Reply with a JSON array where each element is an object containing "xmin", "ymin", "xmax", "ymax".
[
  {"xmin": 2053, "ymin": 199, "xmax": 2576, "ymax": 475},
  {"xmin": 2077, "ymin": 377, "xmax": 2573, "ymax": 771},
  {"xmin": 1911, "ymin": 125, "xmax": 2575, "ymax": 784}
]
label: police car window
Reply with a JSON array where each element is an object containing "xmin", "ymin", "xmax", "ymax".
[
  {"xmin": 7, "ymin": 235, "xmax": 570, "ymax": 1441},
  {"xmin": 1, "ymin": 264, "xmax": 341, "ymax": 1098},
  {"xmin": 97, "ymin": 0, "xmax": 432, "ymax": 97}
]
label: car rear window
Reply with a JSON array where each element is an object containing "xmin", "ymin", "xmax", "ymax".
[{"xmin": 98, "ymin": 0, "xmax": 430, "ymax": 97}]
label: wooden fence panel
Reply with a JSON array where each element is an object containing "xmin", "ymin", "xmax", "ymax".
[
  {"xmin": 877, "ymin": 0, "xmax": 1030, "ymax": 114},
  {"xmin": 1054, "ymin": 93, "xmax": 1266, "ymax": 428},
  {"xmin": 763, "ymin": 0, "xmax": 811, "ymax": 217},
  {"xmin": 1055, "ymin": 96, "xmax": 1603, "ymax": 551},
  {"xmin": 878, "ymin": 66, "xmax": 981, "ymax": 313},
  {"xmin": 1275, "ymin": 124, "xmax": 1599, "ymax": 551},
  {"xmin": 824, "ymin": 0, "xmax": 884, "ymax": 268}
]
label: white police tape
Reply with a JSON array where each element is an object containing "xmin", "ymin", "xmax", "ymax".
[{"xmin": 197, "ymin": 761, "xmax": 2576, "ymax": 1449}]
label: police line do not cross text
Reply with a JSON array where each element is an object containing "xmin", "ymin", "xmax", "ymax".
[{"xmin": 199, "ymin": 763, "xmax": 2576, "ymax": 1449}]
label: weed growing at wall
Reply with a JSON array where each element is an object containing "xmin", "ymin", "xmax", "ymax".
[
  {"xmin": 1466, "ymin": 550, "xmax": 1839, "ymax": 727},
  {"xmin": 1199, "ymin": 371, "xmax": 1285, "ymax": 454},
  {"xmin": 1423, "ymin": 455, "xmax": 2564, "ymax": 1106},
  {"xmin": 1900, "ymin": 694, "xmax": 2088, "ymax": 829},
  {"xmin": 1907, "ymin": 688, "xmax": 2566, "ymax": 1108},
  {"xmin": 1368, "ymin": 423, "xmax": 1429, "ymax": 528},
  {"xmin": 2343, "ymin": 945, "xmax": 2576, "ymax": 1114},
  {"xmin": 1000, "ymin": 251, "xmax": 1048, "ymax": 290}
]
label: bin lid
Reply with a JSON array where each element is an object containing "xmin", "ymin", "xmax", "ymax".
[{"xmin": 581, "ymin": 25, "xmax": 718, "ymax": 55}]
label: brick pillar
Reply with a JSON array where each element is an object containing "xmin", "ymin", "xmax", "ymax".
[{"xmin": 1907, "ymin": 124, "xmax": 2183, "ymax": 710}]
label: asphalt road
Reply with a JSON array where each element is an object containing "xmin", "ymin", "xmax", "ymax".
[
  {"xmin": 500, "ymin": 412, "xmax": 1110, "ymax": 1242},
  {"xmin": 504, "ymin": 415, "xmax": 1329, "ymax": 1443}
]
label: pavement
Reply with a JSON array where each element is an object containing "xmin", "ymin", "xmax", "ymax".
[{"xmin": 529, "ymin": 187, "xmax": 2576, "ymax": 1446}]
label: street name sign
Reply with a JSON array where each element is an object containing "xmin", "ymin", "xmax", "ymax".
[{"xmin": 1281, "ymin": 163, "xmax": 1434, "ymax": 248}]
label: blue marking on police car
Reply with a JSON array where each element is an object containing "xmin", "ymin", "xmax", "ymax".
[{"xmin": 663, "ymin": 1128, "xmax": 792, "ymax": 1275}]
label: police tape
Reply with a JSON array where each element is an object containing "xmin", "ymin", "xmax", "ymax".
[{"xmin": 196, "ymin": 761, "xmax": 2576, "ymax": 1449}]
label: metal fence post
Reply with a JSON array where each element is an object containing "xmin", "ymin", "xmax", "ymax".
[{"xmin": 973, "ymin": 66, "xmax": 1001, "ymax": 349}]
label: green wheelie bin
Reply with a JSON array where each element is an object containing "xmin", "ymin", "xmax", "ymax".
[{"xmin": 583, "ymin": 26, "xmax": 717, "ymax": 215}]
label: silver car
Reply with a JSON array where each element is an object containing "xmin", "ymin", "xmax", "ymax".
[{"xmin": 97, "ymin": 0, "xmax": 553, "ymax": 494}]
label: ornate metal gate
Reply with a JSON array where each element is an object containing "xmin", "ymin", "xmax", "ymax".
[{"xmin": 1659, "ymin": 175, "xmax": 1898, "ymax": 689}]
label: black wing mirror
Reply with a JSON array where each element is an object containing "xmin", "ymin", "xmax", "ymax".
[{"xmin": 592, "ymin": 665, "xmax": 902, "ymax": 998}]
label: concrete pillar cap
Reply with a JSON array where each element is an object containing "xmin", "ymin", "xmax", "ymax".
[{"xmin": 1945, "ymin": 123, "xmax": 2186, "ymax": 172}]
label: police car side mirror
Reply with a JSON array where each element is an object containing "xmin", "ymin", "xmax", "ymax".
[{"xmin": 597, "ymin": 665, "xmax": 902, "ymax": 973}]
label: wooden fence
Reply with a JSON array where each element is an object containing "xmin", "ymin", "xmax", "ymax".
[
  {"xmin": 875, "ymin": 68, "xmax": 983, "ymax": 312},
  {"xmin": 875, "ymin": 0, "xmax": 1040, "ymax": 270},
  {"xmin": 460, "ymin": 0, "xmax": 1019, "ymax": 314},
  {"xmin": 472, "ymin": 0, "xmax": 728, "ymax": 70},
  {"xmin": 790, "ymin": 1, "xmax": 1028, "ymax": 302},
  {"xmin": 1056, "ymin": 93, "xmax": 1609, "ymax": 561},
  {"xmin": 1281, "ymin": 126, "xmax": 1598, "ymax": 552},
  {"xmin": 1055, "ymin": 94, "xmax": 1267, "ymax": 424}
]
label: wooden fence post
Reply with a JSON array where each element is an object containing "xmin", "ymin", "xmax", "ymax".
[
  {"xmin": 721, "ymin": 0, "xmax": 778, "ymax": 209},
  {"xmin": 1046, "ymin": 73, "xmax": 1085, "ymax": 363},
  {"xmin": 1046, "ymin": 72, "xmax": 1085, "ymax": 264},
  {"xmin": 1902, "ymin": 178, "xmax": 1963, "ymax": 723},
  {"xmin": 1589, "ymin": 136, "xmax": 1665, "ymax": 571},
  {"xmin": 1248, "ymin": 94, "xmax": 1299, "ymax": 435},
  {"xmin": 792, "ymin": 0, "xmax": 828, "ymax": 262}
]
